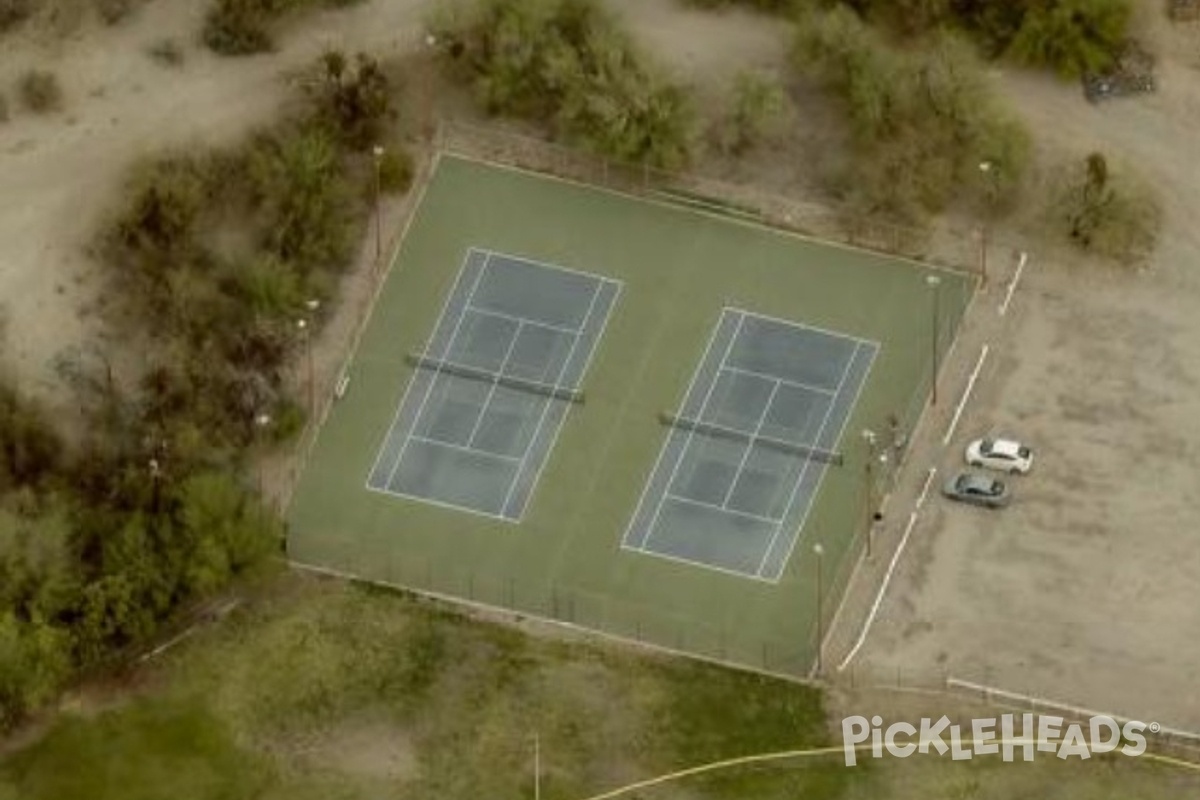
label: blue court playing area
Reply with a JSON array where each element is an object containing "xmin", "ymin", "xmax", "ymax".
[
  {"xmin": 366, "ymin": 249, "xmax": 620, "ymax": 521},
  {"xmin": 623, "ymin": 308, "xmax": 878, "ymax": 581}
]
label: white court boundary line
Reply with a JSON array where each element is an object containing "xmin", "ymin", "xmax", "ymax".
[
  {"xmin": 768, "ymin": 340, "xmax": 879, "ymax": 582},
  {"xmin": 756, "ymin": 341, "xmax": 859, "ymax": 578},
  {"xmin": 506, "ymin": 278, "xmax": 609, "ymax": 518},
  {"xmin": 998, "ymin": 251, "xmax": 1028, "ymax": 316},
  {"xmin": 363, "ymin": 247, "xmax": 483, "ymax": 486},
  {"xmin": 641, "ymin": 312, "xmax": 747, "ymax": 551},
  {"xmin": 381, "ymin": 252, "xmax": 493, "ymax": 492},
  {"xmin": 942, "ymin": 344, "xmax": 990, "ymax": 446},
  {"xmin": 619, "ymin": 309, "xmax": 732, "ymax": 552},
  {"xmin": 945, "ymin": 678, "xmax": 1200, "ymax": 745}
]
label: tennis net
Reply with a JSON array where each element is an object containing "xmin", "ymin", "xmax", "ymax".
[
  {"xmin": 661, "ymin": 413, "xmax": 844, "ymax": 465},
  {"xmin": 407, "ymin": 353, "xmax": 584, "ymax": 403}
]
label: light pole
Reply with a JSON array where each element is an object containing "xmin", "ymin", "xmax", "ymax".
[
  {"xmin": 372, "ymin": 144, "xmax": 385, "ymax": 266},
  {"xmin": 531, "ymin": 733, "xmax": 541, "ymax": 800},
  {"xmin": 926, "ymin": 274, "xmax": 942, "ymax": 406},
  {"xmin": 297, "ymin": 299, "xmax": 320, "ymax": 421},
  {"xmin": 861, "ymin": 429, "xmax": 877, "ymax": 558},
  {"xmin": 813, "ymin": 542, "xmax": 825, "ymax": 675},
  {"xmin": 253, "ymin": 411, "xmax": 271, "ymax": 497},
  {"xmin": 978, "ymin": 160, "xmax": 998, "ymax": 285}
]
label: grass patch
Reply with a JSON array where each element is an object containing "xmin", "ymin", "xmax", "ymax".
[{"xmin": 4, "ymin": 578, "xmax": 1198, "ymax": 799}]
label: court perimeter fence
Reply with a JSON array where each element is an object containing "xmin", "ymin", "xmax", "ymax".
[
  {"xmin": 437, "ymin": 120, "xmax": 989, "ymax": 280},
  {"xmin": 283, "ymin": 120, "xmax": 974, "ymax": 679}
]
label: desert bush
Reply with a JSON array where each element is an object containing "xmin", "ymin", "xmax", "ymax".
[
  {"xmin": 713, "ymin": 69, "xmax": 788, "ymax": 155},
  {"xmin": 0, "ymin": 0, "xmax": 35, "ymax": 33},
  {"xmin": 377, "ymin": 147, "xmax": 413, "ymax": 194},
  {"xmin": 147, "ymin": 38, "xmax": 185, "ymax": 67},
  {"xmin": 1050, "ymin": 151, "xmax": 1162, "ymax": 262},
  {"xmin": 0, "ymin": 93, "xmax": 8, "ymax": 123},
  {"xmin": 681, "ymin": 0, "xmax": 800, "ymax": 12},
  {"xmin": 307, "ymin": 50, "xmax": 394, "ymax": 150},
  {"xmin": 432, "ymin": 0, "xmax": 693, "ymax": 168},
  {"xmin": 1006, "ymin": 0, "xmax": 1131, "ymax": 77},
  {"xmin": 843, "ymin": 0, "xmax": 1132, "ymax": 76},
  {"xmin": 203, "ymin": 0, "xmax": 365, "ymax": 55},
  {"xmin": 95, "ymin": 0, "xmax": 139, "ymax": 25},
  {"xmin": 794, "ymin": 7, "xmax": 1029, "ymax": 221},
  {"xmin": 0, "ymin": 385, "xmax": 61, "ymax": 493},
  {"xmin": 18, "ymin": 70, "xmax": 64, "ymax": 113}
]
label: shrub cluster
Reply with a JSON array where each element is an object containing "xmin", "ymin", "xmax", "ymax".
[
  {"xmin": 203, "ymin": 0, "xmax": 363, "ymax": 56},
  {"xmin": 845, "ymin": 0, "xmax": 1133, "ymax": 77},
  {"xmin": 0, "ymin": 50, "xmax": 409, "ymax": 730},
  {"xmin": 1051, "ymin": 151, "xmax": 1161, "ymax": 262},
  {"xmin": 18, "ymin": 70, "xmax": 63, "ymax": 114},
  {"xmin": 795, "ymin": 6, "xmax": 1029, "ymax": 221},
  {"xmin": 431, "ymin": 0, "xmax": 693, "ymax": 169}
]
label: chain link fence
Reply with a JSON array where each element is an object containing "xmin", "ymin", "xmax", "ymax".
[{"xmin": 438, "ymin": 120, "xmax": 987, "ymax": 277}]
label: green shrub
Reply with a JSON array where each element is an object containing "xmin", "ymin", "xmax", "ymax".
[
  {"xmin": 308, "ymin": 50, "xmax": 394, "ymax": 150},
  {"xmin": 0, "ymin": 0, "xmax": 36, "ymax": 33},
  {"xmin": 203, "ymin": 0, "xmax": 367, "ymax": 55},
  {"xmin": 18, "ymin": 70, "xmax": 64, "ymax": 114},
  {"xmin": 794, "ymin": 8, "xmax": 1029, "ymax": 221},
  {"xmin": 147, "ymin": 38, "xmax": 185, "ymax": 67},
  {"xmin": 1051, "ymin": 151, "xmax": 1162, "ymax": 263},
  {"xmin": 202, "ymin": 0, "xmax": 275, "ymax": 55},
  {"xmin": 377, "ymin": 147, "xmax": 413, "ymax": 194},
  {"xmin": 713, "ymin": 69, "xmax": 787, "ymax": 155},
  {"xmin": 432, "ymin": 0, "xmax": 693, "ymax": 168},
  {"xmin": 1007, "ymin": 0, "xmax": 1131, "ymax": 77},
  {"xmin": 95, "ymin": 0, "xmax": 139, "ymax": 25},
  {"xmin": 0, "ymin": 93, "xmax": 8, "ymax": 123}
]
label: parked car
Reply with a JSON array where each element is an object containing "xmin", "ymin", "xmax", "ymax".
[
  {"xmin": 942, "ymin": 472, "xmax": 1011, "ymax": 509},
  {"xmin": 966, "ymin": 437, "xmax": 1033, "ymax": 474}
]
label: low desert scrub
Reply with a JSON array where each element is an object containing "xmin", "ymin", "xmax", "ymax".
[
  {"xmin": 17, "ymin": 69, "xmax": 63, "ymax": 113},
  {"xmin": 1049, "ymin": 151, "xmax": 1162, "ymax": 263}
]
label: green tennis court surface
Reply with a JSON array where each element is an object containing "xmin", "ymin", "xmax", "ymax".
[{"xmin": 288, "ymin": 154, "xmax": 973, "ymax": 676}]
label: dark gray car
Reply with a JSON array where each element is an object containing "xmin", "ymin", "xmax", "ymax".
[{"xmin": 942, "ymin": 472, "xmax": 1011, "ymax": 509}]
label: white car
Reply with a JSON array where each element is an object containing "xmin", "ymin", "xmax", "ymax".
[{"xmin": 965, "ymin": 437, "xmax": 1033, "ymax": 474}]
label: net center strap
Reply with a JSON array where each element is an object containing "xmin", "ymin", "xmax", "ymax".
[
  {"xmin": 407, "ymin": 353, "xmax": 585, "ymax": 404},
  {"xmin": 661, "ymin": 413, "xmax": 843, "ymax": 466}
]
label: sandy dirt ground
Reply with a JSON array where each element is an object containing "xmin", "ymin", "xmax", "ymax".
[
  {"xmin": 0, "ymin": 0, "xmax": 432, "ymax": 406},
  {"xmin": 840, "ymin": 16, "xmax": 1200, "ymax": 732}
]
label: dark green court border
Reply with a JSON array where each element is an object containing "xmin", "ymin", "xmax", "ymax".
[{"xmin": 287, "ymin": 154, "xmax": 974, "ymax": 676}]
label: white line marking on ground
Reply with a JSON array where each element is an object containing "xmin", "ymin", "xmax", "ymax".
[
  {"xmin": 408, "ymin": 434, "xmax": 522, "ymax": 463},
  {"xmin": 737, "ymin": 306, "xmax": 880, "ymax": 350},
  {"xmin": 836, "ymin": 508, "xmax": 921, "ymax": 672},
  {"xmin": 916, "ymin": 466, "xmax": 937, "ymax": 509},
  {"xmin": 758, "ymin": 341, "xmax": 859, "ymax": 578},
  {"xmin": 666, "ymin": 493, "xmax": 782, "ymax": 526},
  {"xmin": 721, "ymin": 379, "xmax": 780, "ymax": 507},
  {"xmin": 505, "ymin": 279, "xmax": 606, "ymax": 517},
  {"xmin": 944, "ymin": 678, "xmax": 1200, "ymax": 744},
  {"xmin": 620, "ymin": 309, "xmax": 732, "ymax": 550},
  {"xmin": 943, "ymin": 344, "xmax": 990, "ymax": 447},
  {"xmin": 722, "ymin": 364, "xmax": 837, "ymax": 397},
  {"xmin": 383, "ymin": 253, "xmax": 492, "ymax": 490},
  {"xmin": 364, "ymin": 481, "xmax": 516, "ymax": 524},
  {"xmin": 643, "ymin": 312, "xmax": 746, "ymax": 550},
  {"xmin": 465, "ymin": 304, "xmax": 583, "ymax": 336},
  {"xmin": 465, "ymin": 320, "xmax": 525, "ymax": 447},
  {"xmin": 999, "ymin": 251, "xmax": 1028, "ymax": 316},
  {"xmin": 364, "ymin": 248, "xmax": 482, "ymax": 488}
]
